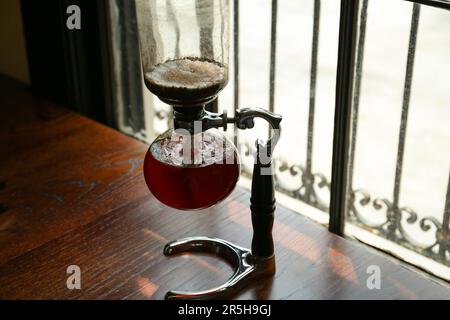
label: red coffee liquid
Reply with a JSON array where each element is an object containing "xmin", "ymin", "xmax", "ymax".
[{"xmin": 143, "ymin": 147, "xmax": 240, "ymax": 211}]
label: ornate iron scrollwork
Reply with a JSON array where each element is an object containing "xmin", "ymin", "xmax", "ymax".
[{"xmin": 348, "ymin": 194, "xmax": 449, "ymax": 266}]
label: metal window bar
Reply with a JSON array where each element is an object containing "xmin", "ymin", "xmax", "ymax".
[
  {"xmin": 405, "ymin": 0, "xmax": 450, "ymax": 10},
  {"xmin": 268, "ymin": 0, "xmax": 278, "ymax": 117},
  {"xmin": 440, "ymin": 172, "xmax": 450, "ymax": 260},
  {"xmin": 301, "ymin": 0, "xmax": 328, "ymax": 211},
  {"xmin": 389, "ymin": 3, "xmax": 421, "ymax": 240},
  {"xmin": 329, "ymin": 0, "xmax": 360, "ymax": 235},
  {"xmin": 233, "ymin": 0, "xmax": 239, "ymax": 148},
  {"xmin": 347, "ymin": 0, "xmax": 369, "ymax": 225},
  {"xmin": 116, "ymin": 0, "xmax": 146, "ymax": 136}
]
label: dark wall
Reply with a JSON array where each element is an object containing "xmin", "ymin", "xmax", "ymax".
[{"xmin": 20, "ymin": 0, "xmax": 111, "ymax": 124}]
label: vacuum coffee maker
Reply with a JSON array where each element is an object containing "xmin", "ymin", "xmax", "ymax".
[{"xmin": 136, "ymin": 0, "xmax": 282, "ymax": 299}]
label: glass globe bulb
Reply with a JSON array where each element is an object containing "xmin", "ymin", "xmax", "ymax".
[{"xmin": 143, "ymin": 128, "xmax": 240, "ymax": 210}]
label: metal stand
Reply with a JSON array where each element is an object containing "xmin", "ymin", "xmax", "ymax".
[
  {"xmin": 163, "ymin": 108, "xmax": 282, "ymax": 300},
  {"xmin": 163, "ymin": 237, "xmax": 275, "ymax": 300}
]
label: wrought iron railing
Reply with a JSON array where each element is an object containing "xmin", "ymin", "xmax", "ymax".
[
  {"xmin": 345, "ymin": 1, "xmax": 450, "ymax": 266},
  {"xmin": 234, "ymin": 0, "xmax": 450, "ymax": 272},
  {"xmin": 126, "ymin": 0, "xmax": 450, "ymax": 277}
]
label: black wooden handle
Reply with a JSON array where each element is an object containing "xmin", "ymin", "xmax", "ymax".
[{"xmin": 250, "ymin": 142, "xmax": 276, "ymax": 258}]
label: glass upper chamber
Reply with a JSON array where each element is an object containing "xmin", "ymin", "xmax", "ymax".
[{"xmin": 136, "ymin": 0, "xmax": 230, "ymax": 106}]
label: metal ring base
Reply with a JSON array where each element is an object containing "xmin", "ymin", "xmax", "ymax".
[{"xmin": 163, "ymin": 236, "xmax": 275, "ymax": 300}]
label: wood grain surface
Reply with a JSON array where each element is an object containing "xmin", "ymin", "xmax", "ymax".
[{"xmin": 0, "ymin": 76, "xmax": 449, "ymax": 299}]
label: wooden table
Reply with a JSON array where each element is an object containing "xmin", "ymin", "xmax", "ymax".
[{"xmin": 1, "ymin": 76, "xmax": 449, "ymax": 300}]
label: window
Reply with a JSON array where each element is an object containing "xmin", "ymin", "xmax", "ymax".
[{"xmin": 105, "ymin": 0, "xmax": 450, "ymax": 281}]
